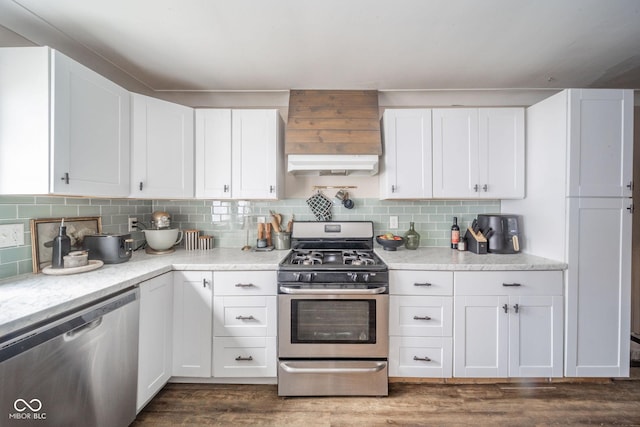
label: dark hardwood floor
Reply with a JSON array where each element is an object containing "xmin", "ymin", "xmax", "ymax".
[{"xmin": 133, "ymin": 369, "xmax": 640, "ymax": 426}]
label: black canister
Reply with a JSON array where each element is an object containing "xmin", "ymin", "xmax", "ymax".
[{"xmin": 51, "ymin": 221, "xmax": 71, "ymax": 268}]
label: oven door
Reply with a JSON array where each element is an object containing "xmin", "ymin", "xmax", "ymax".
[{"xmin": 278, "ymin": 292, "xmax": 389, "ymax": 358}]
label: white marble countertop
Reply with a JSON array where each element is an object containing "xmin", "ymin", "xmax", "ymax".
[
  {"xmin": 376, "ymin": 247, "xmax": 566, "ymax": 271},
  {"xmin": 0, "ymin": 246, "xmax": 565, "ymax": 338},
  {"xmin": 0, "ymin": 248, "xmax": 285, "ymax": 338}
]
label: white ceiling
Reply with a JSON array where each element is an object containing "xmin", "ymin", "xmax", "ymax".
[{"xmin": 1, "ymin": 0, "xmax": 639, "ymax": 93}]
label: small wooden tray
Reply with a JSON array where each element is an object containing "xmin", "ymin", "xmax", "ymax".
[{"xmin": 42, "ymin": 260, "xmax": 104, "ymax": 275}]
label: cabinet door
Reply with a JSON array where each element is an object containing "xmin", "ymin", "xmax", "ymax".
[
  {"xmin": 195, "ymin": 109, "xmax": 232, "ymax": 198},
  {"xmin": 52, "ymin": 50, "xmax": 130, "ymax": 197},
  {"xmin": 565, "ymin": 197, "xmax": 632, "ymax": 377},
  {"xmin": 213, "ymin": 295, "xmax": 277, "ymax": 337},
  {"xmin": 389, "ymin": 336, "xmax": 452, "ymax": 378},
  {"xmin": 389, "ymin": 296, "xmax": 452, "ymax": 337},
  {"xmin": 454, "ymin": 295, "xmax": 509, "ymax": 377},
  {"xmin": 173, "ymin": 271, "xmax": 212, "ymax": 377},
  {"xmin": 131, "ymin": 93, "xmax": 194, "ymax": 198},
  {"xmin": 508, "ymin": 295, "xmax": 563, "ymax": 377},
  {"xmin": 0, "ymin": 47, "xmax": 50, "ymax": 194},
  {"xmin": 380, "ymin": 109, "xmax": 432, "ymax": 199},
  {"xmin": 432, "ymin": 109, "xmax": 479, "ymax": 198},
  {"xmin": 137, "ymin": 273, "xmax": 173, "ymax": 411},
  {"xmin": 231, "ymin": 109, "xmax": 282, "ymax": 199},
  {"xmin": 213, "ymin": 336, "xmax": 277, "ymax": 378},
  {"xmin": 478, "ymin": 108, "xmax": 524, "ymax": 199},
  {"xmin": 567, "ymin": 89, "xmax": 634, "ymax": 197}
]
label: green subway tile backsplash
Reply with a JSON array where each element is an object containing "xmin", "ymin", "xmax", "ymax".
[{"xmin": 0, "ymin": 195, "xmax": 499, "ymax": 281}]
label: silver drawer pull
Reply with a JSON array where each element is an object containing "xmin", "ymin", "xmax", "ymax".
[
  {"xmin": 235, "ymin": 315, "xmax": 255, "ymax": 321},
  {"xmin": 235, "ymin": 356, "xmax": 253, "ymax": 361},
  {"xmin": 413, "ymin": 315, "xmax": 431, "ymax": 321},
  {"xmin": 235, "ymin": 283, "xmax": 255, "ymax": 288},
  {"xmin": 413, "ymin": 282, "xmax": 432, "ymax": 287},
  {"xmin": 502, "ymin": 283, "xmax": 522, "ymax": 287},
  {"xmin": 413, "ymin": 356, "xmax": 431, "ymax": 362}
]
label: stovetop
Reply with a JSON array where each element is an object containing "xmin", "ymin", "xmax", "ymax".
[{"xmin": 281, "ymin": 249, "xmax": 384, "ymax": 268}]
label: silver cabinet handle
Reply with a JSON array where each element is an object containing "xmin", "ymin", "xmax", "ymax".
[
  {"xmin": 413, "ymin": 282, "xmax": 432, "ymax": 287},
  {"xmin": 513, "ymin": 303, "xmax": 520, "ymax": 314},
  {"xmin": 413, "ymin": 356, "xmax": 431, "ymax": 362},
  {"xmin": 269, "ymin": 185, "xmax": 275, "ymax": 193},
  {"xmin": 235, "ymin": 315, "xmax": 255, "ymax": 321},
  {"xmin": 235, "ymin": 283, "xmax": 255, "ymax": 288},
  {"xmin": 503, "ymin": 303, "xmax": 509, "ymax": 313},
  {"xmin": 391, "ymin": 185, "xmax": 396, "ymax": 193},
  {"xmin": 202, "ymin": 278, "xmax": 210, "ymax": 288},
  {"xmin": 139, "ymin": 181, "xmax": 143, "ymax": 191},
  {"xmin": 61, "ymin": 172, "xmax": 70, "ymax": 184},
  {"xmin": 502, "ymin": 283, "xmax": 521, "ymax": 287},
  {"xmin": 628, "ymin": 204, "xmax": 634, "ymax": 214},
  {"xmin": 473, "ymin": 184, "xmax": 479, "ymax": 192},
  {"xmin": 482, "ymin": 184, "xmax": 488, "ymax": 192},
  {"xmin": 413, "ymin": 315, "xmax": 431, "ymax": 321},
  {"xmin": 235, "ymin": 356, "xmax": 253, "ymax": 361},
  {"xmin": 223, "ymin": 184, "xmax": 229, "ymax": 193},
  {"xmin": 627, "ymin": 181, "xmax": 634, "ymax": 190}
]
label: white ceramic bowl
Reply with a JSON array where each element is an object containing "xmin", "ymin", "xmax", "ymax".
[{"xmin": 144, "ymin": 229, "xmax": 184, "ymax": 251}]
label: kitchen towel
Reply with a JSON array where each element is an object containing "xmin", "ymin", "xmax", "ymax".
[{"xmin": 306, "ymin": 191, "xmax": 332, "ymax": 221}]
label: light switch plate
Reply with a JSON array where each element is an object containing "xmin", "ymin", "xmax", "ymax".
[{"xmin": 0, "ymin": 223, "xmax": 25, "ymax": 248}]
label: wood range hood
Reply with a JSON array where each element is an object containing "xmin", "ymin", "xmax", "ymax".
[{"xmin": 285, "ymin": 90, "xmax": 382, "ymax": 176}]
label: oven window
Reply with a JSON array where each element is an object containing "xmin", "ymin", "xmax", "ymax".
[{"xmin": 291, "ymin": 299, "xmax": 376, "ymax": 344}]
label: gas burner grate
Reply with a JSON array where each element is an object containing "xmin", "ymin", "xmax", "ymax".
[
  {"xmin": 291, "ymin": 251, "xmax": 324, "ymax": 265},
  {"xmin": 342, "ymin": 250, "xmax": 376, "ymax": 266}
]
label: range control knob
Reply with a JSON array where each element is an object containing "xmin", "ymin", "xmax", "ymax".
[{"xmin": 348, "ymin": 273, "xmax": 359, "ymax": 282}]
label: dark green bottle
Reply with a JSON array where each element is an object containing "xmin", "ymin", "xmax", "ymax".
[{"xmin": 404, "ymin": 222, "xmax": 420, "ymax": 250}]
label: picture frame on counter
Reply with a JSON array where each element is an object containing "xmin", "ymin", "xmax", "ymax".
[{"xmin": 30, "ymin": 216, "xmax": 102, "ymax": 273}]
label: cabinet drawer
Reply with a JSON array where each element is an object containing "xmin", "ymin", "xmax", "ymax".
[
  {"xmin": 389, "ymin": 336, "xmax": 452, "ymax": 378},
  {"xmin": 214, "ymin": 271, "xmax": 277, "ymax": 295},
  {"xmin": 390, "ymin": 296, "xmax": 452, "ymax": 337},
  {"xmin": 213, "ymin": 296, "xmax": 277, "ymax": 336},
  {"xmin": 213, "ymin": 337, "xmax": 276, "ymax": 378},
  {"xmin": 455, "ymin": 271, "xmax": 563, "ymax": 296},
  {"xmin": 390, "ymin": 270, "xmax": 453, "ymax": 295}
]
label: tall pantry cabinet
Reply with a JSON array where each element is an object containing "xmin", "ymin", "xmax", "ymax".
[{"xmin": 502, "ymin": 89, "xmax": 633, "ymax": 377}]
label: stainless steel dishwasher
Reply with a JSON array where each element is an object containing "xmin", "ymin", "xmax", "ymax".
[{"xmin": 0, "ymin": 288, "xmax": 139, "ymax": 427}]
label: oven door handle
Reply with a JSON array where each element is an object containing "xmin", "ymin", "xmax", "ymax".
[
  {"xmin": 279, "ymin": 286, "xmax": 387, "ymax": 295},
  {"xmin": 279, "ymin": 362, "xmax": 387, "ymax": 374}
]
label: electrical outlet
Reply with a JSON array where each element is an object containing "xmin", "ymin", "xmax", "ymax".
[
  {"xmin": 389, "ymin": 216, "xmax": 398, "ymax": 229},
  {"xmin": 128, "ymin": 217, "xmax": 138, "ymax": 232},
  {"xmin": 257, "ymin": 216, "xmax": 266, "ymax": 224},
  {"xmin": 0, "ymin": 223, "xmax": 25, "ymax": 248}
]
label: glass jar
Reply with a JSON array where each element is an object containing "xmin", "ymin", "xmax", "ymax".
[{"xmin": 404, "ymin": 222, "xmax": 420, "ymax": 250}]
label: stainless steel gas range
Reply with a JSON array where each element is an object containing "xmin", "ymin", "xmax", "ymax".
[{"xmin": 277, "ymin": 221, "xmax": 389, "ymax": 397}]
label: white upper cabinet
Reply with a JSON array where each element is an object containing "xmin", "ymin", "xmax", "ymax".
[
  {"xmin": 195, "ymin": 109, "xmax": 232, "ymax": 198},
  {"xmin": 567, "ymin": 89, "xmax": 633, "ymax": 198},
  {"xmin": 195, "ymin": 109, "xmax": 283, "ymax": 200},
  {"xmin": 433, "ymin": 108, "xmax": 524, "ymax": 199},
  {"xmin": 380, "ymin": 109, "xmax": 433, "ymax": 199},
  {"xmin": 0, "ymin": 47, "xmax": 130, "ymax": 197},
  {"xmin": 131, "ymin": 93, "xmax": 194, "ymax": 198}
]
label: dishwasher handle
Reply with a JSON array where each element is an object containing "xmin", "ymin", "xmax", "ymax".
[{"xmin": 64, "ymin": 317, "xmax": 103, "ymax": 341}]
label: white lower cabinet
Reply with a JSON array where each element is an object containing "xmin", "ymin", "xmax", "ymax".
[
  {"xmin": 137, "ymin": 273, "xmax": 174, "ymax": 412},
  {"xmin": 172, "ymin": 271, "xmax": 213, "ymax": 377},
  {"xmin": 388, "ymin": 270, "xmax": 453, "ymax": 378},
  {"xmin": 213, "ymin": 337, "xmax": 277, "ymax": 377},
  {"xmin": 453, "ymin": 271, "xmax": 563, "ymax": 378},
  {"xmin": 212, "ymin": 271, "xmax": 277, "ymax": 378}
]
